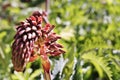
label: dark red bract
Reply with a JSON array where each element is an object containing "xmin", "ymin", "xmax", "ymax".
[{"xmin": 12, "ymin": 11, "xmax": 65, "ymax": 72}]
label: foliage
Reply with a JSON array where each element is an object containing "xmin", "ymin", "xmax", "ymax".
[
  {"xmin": 82, "ymin": 51, "xmax": 112, "ymax": 80},
  {"xmin": 0, "ymin": 0, "xmax": 120, "ymax": 80}
]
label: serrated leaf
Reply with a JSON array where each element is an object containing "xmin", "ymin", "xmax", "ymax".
[{"xmin": 82, "ymin": 52, "xmax": 113, "ymax": 80}]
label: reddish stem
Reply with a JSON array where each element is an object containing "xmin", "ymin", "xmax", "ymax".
[
  {"xmin": 45, "ymin": 0, "xmax": 49, "ymax": 13},
  {"xmin": 40, "ymin": 45, "xmax": 51, "ymax": 80}
]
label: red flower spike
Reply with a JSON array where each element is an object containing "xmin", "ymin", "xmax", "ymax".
[
  {"xmin": 43, "ymin": 24, "xmax": 55, "ymax": 34},
  {"xmin": 42, "ymin": 11, "xmax": 48, "ymax": 16},
  {"xmin": 30, "ymin": 16, "xmax": 36, "ymax": 21},
  {"xmin": 12, "ymin": 11, "xmax": 65, "ymax": 80},
  {"xmin": 37, "ymin": 16, "xmax": 43, "ymax": 23}
]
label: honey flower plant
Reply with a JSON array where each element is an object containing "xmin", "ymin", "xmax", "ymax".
[{"xmin": 12, "ymin": 11, "xmax": 65, "ymax": 80}]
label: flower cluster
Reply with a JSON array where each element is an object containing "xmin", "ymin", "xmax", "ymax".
[{"xmin": 12, "ymin": 11, "xmax": 65, "ymax": 73}]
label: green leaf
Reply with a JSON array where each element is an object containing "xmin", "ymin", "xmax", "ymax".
[
  {"xmin": 29, "ymin": 69, "xmax": 42, "ymax": 80},
  {"xmin": 82, "ymin": 52, "xmax": 113, "ymax": 80}
]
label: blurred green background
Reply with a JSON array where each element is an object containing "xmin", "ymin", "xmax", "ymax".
[{"xmin": 0, "ymin": 0, "xmax": 120, "ymax": 80}]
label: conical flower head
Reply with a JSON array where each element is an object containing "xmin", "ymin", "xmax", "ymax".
[{"xmin": 12, "ymin": 11, "xmax": 65, "ymax": 72}]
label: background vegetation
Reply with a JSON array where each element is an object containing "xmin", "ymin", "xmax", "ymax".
[{"xmin": 0, "ymin": 0, "xmax": 120, "ymax": 80}]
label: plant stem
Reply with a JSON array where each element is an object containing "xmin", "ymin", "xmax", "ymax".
[{"xmin": 45, "ymin": 0, "xmax": 49, "ymax": 14}]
